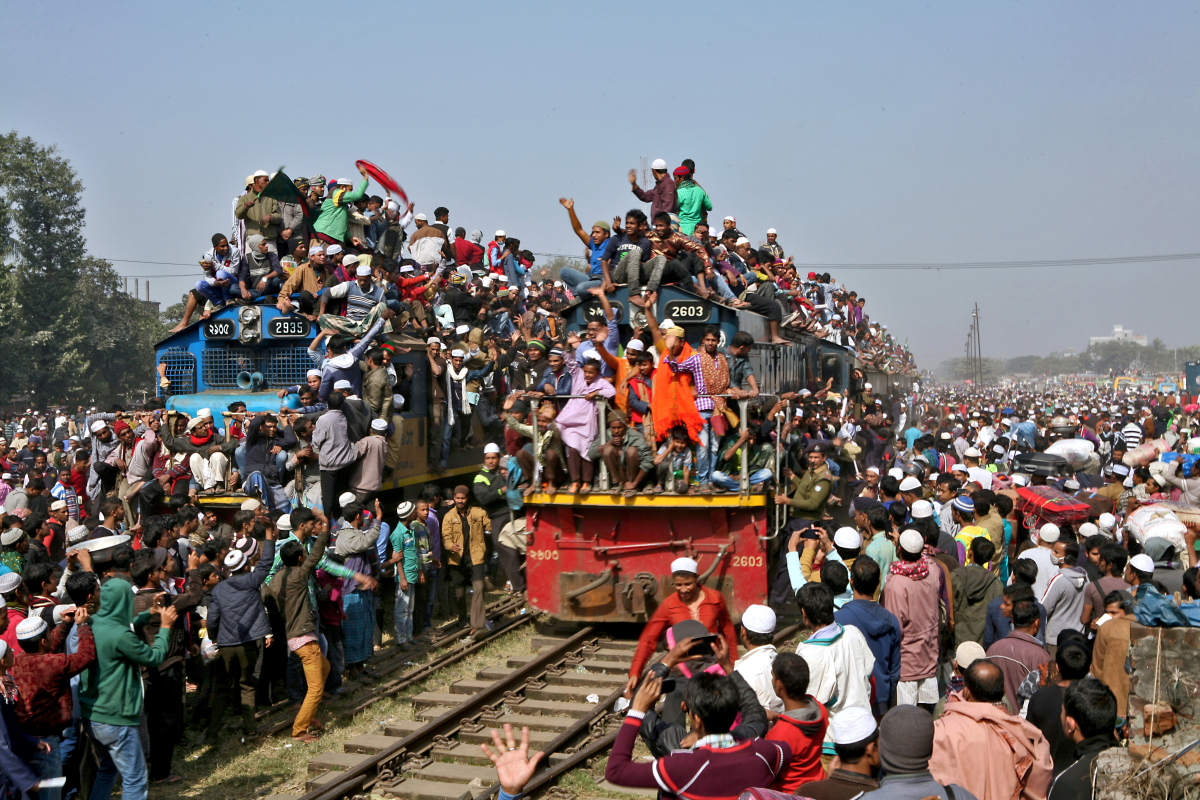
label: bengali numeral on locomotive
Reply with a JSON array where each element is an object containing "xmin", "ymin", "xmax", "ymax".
[
  {"xmin": 527, "ymin": 549, "xmax": 560, "ymax": 560},
  {"xmin": 203, "ymin": 320, "xmax": 235, "ymax": 339}
]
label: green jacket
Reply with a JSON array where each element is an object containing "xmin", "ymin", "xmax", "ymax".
[
  {"xmin": 786, "ymin": 464, "xmax": 833, "ymax": 519},
  {"xmin": 235, "ymin": 191, "xmax": 281, "ymax": 240},
  {"xmin": 79, "ymin": 576, "xmax": 170, "ymax": 726},
  {"xmin": 313, "ymin": 178, "xmax": 369, "ymax": 242},
  {"xmin": 675, "ymin": 180, "xmax": 712, "ymax": 235}
]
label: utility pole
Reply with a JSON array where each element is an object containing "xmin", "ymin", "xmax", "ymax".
[
  {"xmin": 973, "ymin": 303, "xmax": 983, "ymax": 385},
  {"xmin": 639, "ymin": 156, "xmax": 649, "ymax": 189}
]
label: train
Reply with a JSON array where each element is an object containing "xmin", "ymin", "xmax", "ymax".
[
  {"xmin": 154, "ymin": 282, "xmax": 914, "ymax": 620},
  {"xmin": 524, "ymin": 283, "xmax": 914, "ymax": 623}
]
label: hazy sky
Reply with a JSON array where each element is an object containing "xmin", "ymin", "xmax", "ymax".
[{"xmin": 6, "ymin": 0, "xmax": 1198, "ymax": 367}]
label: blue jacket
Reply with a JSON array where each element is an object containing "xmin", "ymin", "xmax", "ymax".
[
  {"xmin": 210, "ymin": 540, "xmax": 276, "ymax": 646},
  {"xmin": 835, "ymin": 598, "xmax": 902, "ymax": 707}
]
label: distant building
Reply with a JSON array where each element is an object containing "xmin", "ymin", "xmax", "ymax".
[{"xmin": 1090, "ymin": 325, "xmax": 1147, "ymax": 348}]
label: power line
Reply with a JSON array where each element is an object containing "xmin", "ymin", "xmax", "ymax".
[{"xmin": 95, "ymin": 249, "xmax": 1200, "ymax": 277}]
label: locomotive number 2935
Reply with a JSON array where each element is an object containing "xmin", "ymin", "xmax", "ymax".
[{"xmin": 269, "ymin": 317, "xmax": 311, "ymax": 338}]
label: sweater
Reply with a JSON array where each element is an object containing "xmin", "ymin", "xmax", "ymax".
[
  {"xmin": 766, "ymin": 700, "xmax": 829, "ymax": 792},
  {"xmin": 79, "ymin": 576, "xmax": 171, "ymax": 726},
  {"xmin": 1040, "ymin": 566, "xmax": 1088, "ymax": 646},
  {"xmin": 605, "ymin": 714, "xmax": 790, "ymax": 800},
  {"xmin": 953, "ymin": 564, "xmax": 1003, "ymax": 646}
]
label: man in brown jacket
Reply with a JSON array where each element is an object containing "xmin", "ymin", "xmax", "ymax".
[
  {"xmin": 235, "ymin": 171, "xmax": 281, "ymax": 254},
  {"xmin": 442, "ymin": 485, "xmax": 491, "ymax": 637},
  {"xmin": 266, "ymin": 520, "xmax": 331, "ymax": 742}
]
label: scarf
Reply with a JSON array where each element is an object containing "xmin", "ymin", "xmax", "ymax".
[
  {"xmin": 699, "ymin": 350, "xmax": 730, "ymax": 414},
  {"xmin": 650, "ymin": 343, "xmax": 705, "ymax": 443},
  {"xmin": 190, "ymin": 430, "xmax": 214, "ymax": 447},
  {"xmin": 446, "ymin": 362, "xmax": 471, "ymax": 420},
  {"xmin": 890, "ymin": 556, "xmax": 930, "ymax": 581}
]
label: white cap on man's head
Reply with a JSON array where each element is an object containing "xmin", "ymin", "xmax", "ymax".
[
  {"xmin": 327, "ymin": 244, "xmax": 343, "ymax": 255},
  {"xmin": 911, "ymin": 499, "xmax": 934, "ymax": 519},
  {"xmin": 414, "ymin": 213, "xmax": 428, "ymax": 221},
  {"xmin": 829, "ymin": 707, "xmax": 877, "ymax": 745},
  {"xmin": 866, "ymin": 466, "xmax": 880, "ymax": 475},
  {"xmin": 89, "ymin": 420, "xmax": 108, "ymax": 433},
  {"xmin": 306, "ymin": 369, "xmax": 322, "ymax": 379},
  {"xmin": 240, "ymin": 498, "xmax": 262, "ymax": 511},
  {"xmin": 898, "ymin": 476, "xmax": 922, "ymax": 492},
  {"xmin": 334, "ymin": 379, "xmax": 352, "ymax": 391},
  {"xmin": 724, "ymin": 216, "xmax": 736, "ymax": 222},
  {"xmin": 338, "ymin": 491, "xmax": 357, "ymax": 507},
  {"xmin": 887, "ymin": 468, "xmax": 904, "ymax": 480},
  {"xmin": 483, "ymin": 443, "xmax": 501, "ymax": 455},
  {"xmin": 651, "ymin": 158, "xmax": 667, "ymax": 170},
  {"xmin": 370, "ymin": 418, "xmax": 388, "ymax": 432},
  {"xmin": 252, "ymin": 170, "xmax": 269, "ymax": 178},
  {"xmin": 1130, "ymin": 553, "xmax": 1155, "ymax": 573},
  {"xmin": 670, "ymin": 557, "xmax": 699, "ymax": 575},
  {"xmin": 276, "ymin": 514, "xmax": 293, "ymax": 531},
  {"xmin": 495, "ymin": 230, "xmax": 506, "ymax": 238},
  {"xmin": 626, "ymin": 339, "xmax": 646, "ymax": 352},
  {"xmin": 833, "ymin": 527, "xmax": 862, "ymax": 550},
  {"xmin": 766, "ymin": 228, "xmax": 777, "ymax": 234},
  {"xmin": 741, "ymin": 604, "xmax": 776, "ymax": 634},
  {"xmin": 50, "ymin": 500, "xmax": 67, "ymax": 512},
  {"xmin": 455, "ymin": 324, "xmax": 470, "ymax": 334},
  {"xmin": 356, "ymin": 265, "xmax": 373, "ymax": 277},
  {"xmin": 955, "ymin": 641, "xmax": 987, "ymax": 669},
  {"xmin": 963, "ymin": 447, "xmax": 982, "ymax": 458},
  {"xmin": 1078, "ymin": 522, "xmax": 1098, "ymax": 538},
  {"xmin": 899, "ymin": 530, "xmax": 924, "ymax": 554},
  {"xmin": 1038, "ymin": 523, "xmax": 1061, "ymax": 543}
]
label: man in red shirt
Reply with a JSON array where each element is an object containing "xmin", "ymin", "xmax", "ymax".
[
  {"xmin": 625, "ymin": 558, "xmax": 738, "ymax": 696},
  {"xmin": 766, "ymin": 652, "xmax": 828, "ymax": 792},
  {"xmin": 12, "ymin": 610, "xmax": 97, "ymax": 794},
  {"xmin": 454, "ymin": 228, "xmax": 485, "ymax": 270}
]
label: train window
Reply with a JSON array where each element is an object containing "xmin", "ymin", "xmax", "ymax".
[
  {"xmin": 821, "ymin": 354, "xmax": 843, "ymax": 392},
  {"xmin": 403, "ymin": 355, "xmax": 429, "ymax": 417}
]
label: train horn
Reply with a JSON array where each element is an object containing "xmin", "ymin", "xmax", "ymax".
[{"xmin": 236, "ymin": 371, "xmax": 265, "ymax": 390}]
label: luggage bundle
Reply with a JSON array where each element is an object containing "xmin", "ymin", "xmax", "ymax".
[{"xmin": 1016, "ymin": 485, "xmax": 1091, "ymax": 529}]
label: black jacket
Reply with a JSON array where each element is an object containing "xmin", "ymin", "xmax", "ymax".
[
  {"xmin": 1048, "ymin": 734, "xmax": 1117, "ymax": 800},
  {"xmin": 245, "ymin": 417, "xmax": 298, "ymax": 485}
]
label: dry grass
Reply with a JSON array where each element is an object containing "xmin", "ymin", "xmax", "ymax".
[{"xmin": 155, "ymin": 622, "xmax": 539, "ymax": 799}]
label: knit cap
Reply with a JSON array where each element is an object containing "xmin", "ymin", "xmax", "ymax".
[{"xmin": 878, "ymin": 705, "xmax": 934, "ymax": 774}]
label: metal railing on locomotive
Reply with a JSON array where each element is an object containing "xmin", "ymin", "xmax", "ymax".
[{"xmin": 527, "ymin": 396, "xmax": 756, "ymax": 495}]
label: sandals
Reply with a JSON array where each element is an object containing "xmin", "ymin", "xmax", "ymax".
[
  {"xmin": 152, "ymin": 775, "xmax": 183, "ymax": 785},
  {"xmin": 580, "ymin": 483, "xmax": 592, "ymax": 495},
  {"xmin": 567, "ymin": 483, "xmax": 581, "ymax": 495},
  {"xmin": 293, "ymin": 733, "xmax": 321, "ymax": 744}
]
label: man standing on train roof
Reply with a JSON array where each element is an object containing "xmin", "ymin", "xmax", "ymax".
[
  {"xmin": 673, "ymin": 165, "xmax": 712, "ymax": 235},
  {"xmin": 629, "ymin": 159, "xmax": 677, "ymax": 222},
  {"xmin": 762, "ymin": 229, "xmax": 785, "ymax": 260}
]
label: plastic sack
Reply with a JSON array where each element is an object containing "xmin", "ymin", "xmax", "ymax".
[
  {"xmin": 1046, "ymin": 438, "xmax": 1096, "ymax": 469},
  {"xmin": 201, "ymin": 634, "xmax": 219, "ymax": 663},
  {"xmin": 1124, "ymin": 438, "xmax": 1171, "ymax": 468},
  {"xmin": 1161, "ymin": 452, "xmax": 1200, "ymax": 474},
  {"xmin": 1125, "ymin": 505, "xmax": 1189, "ymax": 556},
  {"xmin": 1143, "ymin": 500, "xmax": 1200, "ymax": 528}
]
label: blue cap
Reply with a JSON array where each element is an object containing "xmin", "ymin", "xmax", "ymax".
[{"xmin": 952, "ymin": 496, "xmax": 975, "ymax": 513}]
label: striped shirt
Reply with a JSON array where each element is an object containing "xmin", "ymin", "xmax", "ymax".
[{"xmin": 1121, "ymin": 422, "xmax": 1144, "ymax": 449}]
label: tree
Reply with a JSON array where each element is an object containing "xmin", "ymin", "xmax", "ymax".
[{"xmin": 0, "ymin": 131, "xmax": 168, "ymax": 405}]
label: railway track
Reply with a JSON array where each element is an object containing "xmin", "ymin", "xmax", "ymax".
[
  {"xmin": 270, "ymin": 623, "xmax": 803, "ymax": 800},
  {"xmin": 255, "ymin": 594, "xmax": 532, "ymax": 737}
]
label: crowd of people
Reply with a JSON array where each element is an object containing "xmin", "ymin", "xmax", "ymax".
[
  {"xmin": 0, "ymin": 158, "xmax": 1189, "ymax": 800},
  {"xmin": 548, "ymin": 384, "xmax": 1197, "ymax": 800}
]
